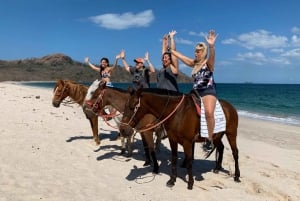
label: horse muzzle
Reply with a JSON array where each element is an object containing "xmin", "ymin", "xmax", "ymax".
[
  {"xmin": 119, "ymin": 124, "xmax": 135, "ymax": 138},
  {"xmin": 52, "ymin": 100, "xmax": 61, "ymax": 108}
]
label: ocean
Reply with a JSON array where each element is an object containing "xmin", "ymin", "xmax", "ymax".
[{"xmin": 22, "ymin": 81, "xmax": 300, "ymax": 127}]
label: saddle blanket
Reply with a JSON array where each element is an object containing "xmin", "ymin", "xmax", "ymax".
[{"xmin": 200, "ymin": 99, "xmax": 226, "ymax": 138}]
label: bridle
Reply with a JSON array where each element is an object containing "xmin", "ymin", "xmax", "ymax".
[
  {"xmin": 54, "ymin": 84, "xmax": 67, "ymax": 101},
  {"xmin": 122, "ymin": 94, "xmax": 186, "ymax": 133},
  {"xmin": 84, "ymin": 89, "xmax": 120, "ymax": 129},
  {"xmin": 84, "ymin": 89, "xmax": 105, "ymax": 116}
]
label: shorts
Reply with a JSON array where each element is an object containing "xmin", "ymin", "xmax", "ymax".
[
  {"xmin": 195, "ymin": 86, "xmax": 216, "ymax": 97},
  {"xmin": 106, "ymin": 82, "xmax": 113, "ymax": 87}
]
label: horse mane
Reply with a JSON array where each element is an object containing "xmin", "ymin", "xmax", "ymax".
[
  {"xmin": 106, "ymin": 86, "xmax": 127, "ymax": 93},
  {"xmin": 65, "ymin": 80, "xmax": 88, "ymax": 105},
  {"xmin": 141, "ymin": 88, "xmax": 184, "ymax": 97}
]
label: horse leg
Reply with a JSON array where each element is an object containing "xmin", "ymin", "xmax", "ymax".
[
  {"xmin": 151, "ymin": 150, "xmax": 159, "ymax": 174},
  {"xmin": 89, "ymin": 116, "xmax": 100, "ymax": 145},
  {"xmin": 213, "ymin": 134, "xmax": 224, "ymax": 173},
  {"xmin": 226, "ymin": 131, "xmax": 241, "ymax": 182},
  {"xmin": 120, "ymin": 136, "xmax": 126, "ymax": 155},
  {"xmin": 141, "ymin": 133, "xmax": 151, "ymax": 166},
  {"xmin": 154, "ymin": 133, "xmax": 161, "ymax": 153},
  {"xmin": 166, "ymin": 140, "xmax": 178, "ymax": 187},
  {"xmin": 126, "ymin": 135, "xmax": 135, "ymax": 157},
  {"xmin": 183, "ymin": 142, "xmax": 194, "ymax": 190},
  {"xmin": 148, "ymin": 131, "xmax": 159, "ymax": 174},
  {"xmin": 180, "ymin": 141, "xmax": 195, "ymax": 168}
]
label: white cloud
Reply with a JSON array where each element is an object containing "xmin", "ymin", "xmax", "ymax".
[
  {"xmin": 222, "ymin": 30, "xmax": 288, "ymax": 50},
  {"xmin": 237, "ymin": 30, "xmax": 288, "ymax": 49},
  {"xmin": 291, "ymin": 26, "xmax": 300, "ymax": 34},
  {"xmin": 88, "ymin": 10, "xmax": 154, "ymax": 30},
  {"xmin": 175, "ymin": 37, "xmax": 194, "ymax": 45},
  {"xmin": 281, "ymin": 48, "xmax": 300, "ymax": 58},
  {"xmin": 291, "ymin": 35, "xmax": 300, "ymax": 46},
  {"xmin": 236, "ymin": 52, "xmax": 267, "ymax": 65}
]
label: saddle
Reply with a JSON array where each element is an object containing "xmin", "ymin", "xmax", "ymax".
[{"xmin": 190, "ymin": 91, "xmax": 226, "ymax": 138}]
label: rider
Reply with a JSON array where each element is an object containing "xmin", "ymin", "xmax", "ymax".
[
  {"xmin": 119, "ymin": 50, "xmax": 155, "ymax": 90},
  {"xmin": 85, "ymin": 54, "xmax": 121, "ymax": 118},
  {"xmin": 170, "ymin": 29, "xmax": 218, "ymax": 152},
  {"xmin": 85, "ymin": 54, "xmax": 121, "ymax": 87},
  {"xmin": 157, "ymin": 30, "xmax": 179, "ymax": 92}
]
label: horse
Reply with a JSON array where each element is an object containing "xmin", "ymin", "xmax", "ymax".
[
  {"xmin": 83, "ymin": 80, "xmax": 161, "ymax": 173},
  {"xmin": 52, "ymin": 79, "xmax": 100, "ymax": 145},
  {"xmin": 119, "ymin": 87, "xmax": 240, "ymax": 190}
]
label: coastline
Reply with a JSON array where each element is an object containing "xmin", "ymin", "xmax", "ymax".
[{"xmin": 0, "ymin": 82, "xmax": 299, "ymax": 201}]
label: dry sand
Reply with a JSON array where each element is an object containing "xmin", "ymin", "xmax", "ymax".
[{"xmin": 0, "ymin": 82, "xmax": 299, "ymax": 201}]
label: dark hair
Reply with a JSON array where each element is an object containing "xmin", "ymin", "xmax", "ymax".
[
  {"xmin": 162, "ymin": 52, "xmax": 172, "ymax": 64},
  {"xmin": 100, "ymin": 57, "xmax": 110, "ymax": 65},
  {"xmin": 100, "ymin": 57, "xmax": 110, "ymax": 71}
]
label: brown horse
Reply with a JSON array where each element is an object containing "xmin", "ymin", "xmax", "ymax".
[
  {"xmin": 119, "ymin": 88, "xmax": 240, "ymax": 190},
  {"xmin": 83, "ymin": 81, "xmax": 160, "ymax": 173},
  {"xmin": 52, "ymin": 79, "xmax": 100, "ymax": 145}
]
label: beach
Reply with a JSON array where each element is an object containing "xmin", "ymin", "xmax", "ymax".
[{"xmin": 0, "ymin": 81, "xmax": 299, "ymax": 201}]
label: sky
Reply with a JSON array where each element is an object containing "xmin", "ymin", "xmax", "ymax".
[{"xmin": 1, "ymin": 0, "xmax": 300, "ymax": 84}]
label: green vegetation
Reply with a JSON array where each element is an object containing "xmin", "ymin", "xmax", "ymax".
[{"xmin": 0, "ymin": 53, "xmax": 192, "ymax": 83}]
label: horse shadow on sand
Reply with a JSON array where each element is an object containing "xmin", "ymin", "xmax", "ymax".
[
  {"xmin": 94, "ymin": 136, "xmax": 231, "ymax": 184},
  {"xmin": 64, "ymin": 131, "xmax": 231, "ymax": 184},
  {"xmin": 65, "ymin": 128, "xmax": 119, "ymax": 142}
]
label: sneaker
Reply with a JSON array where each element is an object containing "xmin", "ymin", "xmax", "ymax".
[{"xmin": 202, "ymin": 140, "xmax": 214, "ymax": 152}]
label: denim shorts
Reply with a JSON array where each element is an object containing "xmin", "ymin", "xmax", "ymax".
[{"xmin": 195, "ymin": 86, "xmax": 216, "ymax": 97}]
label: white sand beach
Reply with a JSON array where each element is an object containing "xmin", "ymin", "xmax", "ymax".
[{"xmin": 0, "ymin": 81, "xmax": 299, "ymax": 201}]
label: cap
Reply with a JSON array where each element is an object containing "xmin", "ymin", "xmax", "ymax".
[
  {"xmin": 195, "ymin": 42, "xmax": 206, "ymax": 50},
  {"xmin": 133, "ymin": 58, "xmax": 144, "ymax": 63}
]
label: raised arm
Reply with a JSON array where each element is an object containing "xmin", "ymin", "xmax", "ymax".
[
  {"xmin": 170, "ymin": 49, "xmax": 194, "ymax": 68},
  {"xmin": 120, "ymin": 50, "xmax": 130, "ymax": 72},
  {"xmin": 162, "ymin": 34, "xmax": 168, "ymax": 55},
  {"xmin": 205, "ymin": 29, "xmax": 218, "ymax": 71},
  {"xmin": 168, "ymin": 30, "xmax": 179, "ymax": 74},
  {"xmin": 144, "ymin": 52, "xmax": 155, "ymax": 73},
  {"xmin": 85, "ymin": 57, "xmax": 100, "ymax": 72},
  {"xmin": 110, "ymin": 53, "xmax": 122, "ymax": 72}
]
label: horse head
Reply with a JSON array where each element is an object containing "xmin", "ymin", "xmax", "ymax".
[
  {"xmin": 52, "ymin": 79, "xmax": 70, "ymax": 107},
  {"xmin": 119, "ymin": 87, "xmax": 143, "ymax": 138},
  {"xmin": 83, "ymin": 80, "xmax": 107, "ymax": 118}
]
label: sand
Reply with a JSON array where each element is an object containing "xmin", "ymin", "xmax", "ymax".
[{"xmin": 0, "ymin": 81, "xmax": 299, "ymax": 201}]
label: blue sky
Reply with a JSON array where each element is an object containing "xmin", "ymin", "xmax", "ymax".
[{"xmin": 1, "ymin": 0, "xmax": 300, "ymax": 84}]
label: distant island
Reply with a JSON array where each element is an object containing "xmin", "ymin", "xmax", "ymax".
[{"xmin": 0, "ymin": 53, "xmax": 193, "ymax": 83}]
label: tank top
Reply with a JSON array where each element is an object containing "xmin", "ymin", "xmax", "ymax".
[
  {"xmin": 157, "ymin": 67, "xmax": 178, "ymax": 92},
  {"xmin": 130, "ymin": 67, "xmax": 150, "ymax": 90},
  {"xmin": 192, "ymin": 64, "xmax": 214, "ymax": 90},
  {"xmin": 100, "ymin": 70, "xmax": 111, "ymax": 79}
]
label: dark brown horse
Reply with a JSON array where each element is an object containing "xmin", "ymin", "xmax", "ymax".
[
  {"xmin": 83, "ymin": 81, "xmax": 160, "ymax": 173},
  {"xmin": 52, "ymin": 79, "xmax": 100, "ymax": 145},
  {"xmin": 119, "ymin": 88, "xmax": 240, "ymax": 190}
]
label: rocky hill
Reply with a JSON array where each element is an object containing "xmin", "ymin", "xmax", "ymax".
[{"xmin": 0, "ymin": 53, "xmax": 193, "ymax": 83}]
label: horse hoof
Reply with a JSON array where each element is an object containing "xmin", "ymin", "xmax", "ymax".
[
  {"xmin": 143, "ymin": 161, "xmax": 151, "ymax": 166},
  {"xmin": 166, "ymin": 179, "xmax": 175, "ymax": 187},
  {"xmin": 213, "ymin": 169, "xmax": 219, "ymax": 174},
  {"xmin": 120, "ymin": 149, "xmax": 126, "ymax": 155},
  {"xmin": 187, "ymin": 185, "xmax": 193, "ymax": 190},
  {"xmin": 234, "ymin": 177, "xmax": 241, "ymax": 183},
  {"xmin": 152, "ymin": 167, "xmax": 159, "ymax": 174}
]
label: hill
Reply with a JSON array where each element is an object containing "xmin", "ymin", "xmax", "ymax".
[{"xmin": 0, "ymin": 53, "xmax": 193, "ymax": 83}]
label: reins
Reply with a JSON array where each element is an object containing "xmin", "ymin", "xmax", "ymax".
[
  {"xmin": 125, "ymin": 94, "xmax": 186, "ymax": 133},
  {"xmin": 85, "ymin": 88, "xmax": 121, "ymax": 130}
]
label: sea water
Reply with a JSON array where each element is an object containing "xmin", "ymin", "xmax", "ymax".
[{"xmin": 22, "ymin": 82, "xmax": 300, "ymax": 127}]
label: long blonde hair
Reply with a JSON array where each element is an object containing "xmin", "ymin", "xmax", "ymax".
[{"xmin": 191, "ymin": 42, "xmax": 207, "ymax": 75}]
